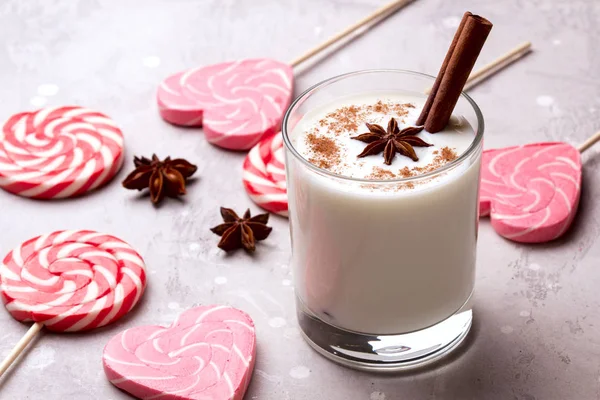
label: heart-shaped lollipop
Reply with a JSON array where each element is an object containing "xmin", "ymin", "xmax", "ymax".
[
  {"xmin": 479, "ymin": 142, "xmax": 583, "ymax": 242},
  {"xmin": 158, "ymin": 59, "xmax": 294, "ymax": 151},
  {"xmin": 156, "ymin": 0, "xmax": 415, "ymax": 151},
  {"xmin": 103, "ymin": 305, "xmax": 256, "ymax": 400}
]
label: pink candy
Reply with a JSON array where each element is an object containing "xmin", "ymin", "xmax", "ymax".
[
  {"xmin": 157, "ymin": 59, "xmax": 294, "ymax": 151},
  {"xmin": 0, "ymin": 106, "xmax": 124, "ymax": 199},
  {"xmin": 0, "ymin": 230, "xmax": 146, "ymax": 332},
  {"xmin": 479, "ymin": 142, "xmax": 582, "ymax": 243},
  {"xmin": 242, "ymin": 132, "xmax": 288, "ymax": 216},
  {"xmin": 103, "ymin": 305, "xmax": 256, "ymax": 400}
]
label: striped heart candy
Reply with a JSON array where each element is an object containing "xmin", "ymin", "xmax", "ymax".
[
  {"xmin": 479, "ymin": 142, "xmax": 582, "ymax": 243},
  {"xmin": 103, "ymin": 305, "xmax": 256, "ymax": 400},
  {"xmin": 157, "ymin": 59, "xmax": 293, "ymax": 151}
]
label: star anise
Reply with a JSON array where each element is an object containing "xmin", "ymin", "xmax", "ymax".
[
  {"xmin": 122, "ymin": 154, "xmax": 197, "ymax": 204},
  {"xmin": 351, "ymin": 118, "xmax": 432, "ymax": 165},
  {"xmin": 211, "ymin": 208, "xmax": 272, "ymax": 253}
]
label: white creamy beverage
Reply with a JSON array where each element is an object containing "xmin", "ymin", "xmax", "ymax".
[{"xmin": 286, "ymin": 92, "xmax": 481, "ymax": 335}]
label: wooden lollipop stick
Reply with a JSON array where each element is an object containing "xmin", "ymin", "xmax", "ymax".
[
  {"xmin": 289, "ymin": 0, "xmax": 414, "ymax": 68},
  {"xmin": 0, "ymin": 322, "xmax": 43, "ymax": 377},
  {"xmin": 463, "ymin": 41, "xmax": 532, "ymax": 91},
  {"xmin": 578, "ymin": 131, "xmax": 600, "ymax": 153},
  {"xmin": 425, "ymin": 41, "xmax": 532, "ymax": 94}
]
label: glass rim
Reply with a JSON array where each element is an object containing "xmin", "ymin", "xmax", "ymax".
[{"xmin": 281, "ymin": 69, "xmax": 485, "ymax": 184}]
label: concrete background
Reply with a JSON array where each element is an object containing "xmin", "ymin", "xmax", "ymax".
[{"xmin": 0, "ymin": 0, "xmax": 599, "ymax": 399}]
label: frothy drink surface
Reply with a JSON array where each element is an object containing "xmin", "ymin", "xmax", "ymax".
[
  {"xmin": 292, "ymin": 93, "xmax": 475, "ymax": 182},
  {"xmin": 286, "ymin": 92, "xmax": 481, "ymax": 334}
]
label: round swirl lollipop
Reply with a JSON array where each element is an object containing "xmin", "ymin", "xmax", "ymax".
[
  {"xmin": 0, "ymin": 106, "xmax": 124, "ymax": 199},
  {"xmin": 0, "ymin": 230, "xmax": 146, "ymax": 376},
  {"xmin": 242, "ymin": 132, "xmax": 288, "ymax": 216}
]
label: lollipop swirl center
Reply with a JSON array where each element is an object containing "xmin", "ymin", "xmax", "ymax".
[{"xmin": 20, "ymin": 242, "xmax": 120, "ymax": 307}]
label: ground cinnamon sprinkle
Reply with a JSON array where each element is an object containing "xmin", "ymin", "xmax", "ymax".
[
  {"xmin": 348, "ymin": 105, "xmax": 360, "ymax": 115},
  {"xmin": 360, "ymin": 146, "xmax": 458, "ymax": 183},
  {"xmin": 370, "ymin": 100, "xmax": 391, "ymax": 114},
  {"xmin": 441, "ymin": 146, "xmax": 458, "ymax": 162},
  {"xmin": 307, "ymin": 133, "xmax": 338, "ymax": 157},
  {"xmin": 394, "ymin": 146, "xmax": 459, "ymax": 179},
  {"xmin": 306, "ymin": 132, "xmax": 341, "ymax": 171},
  {"xmin": 411, "ymin": 165, "xmax": 425, "ymax": 174},
  {"xmin": 391, "ymin": 102, "xmax": 413, "ymax": 116},
  {"xmin": 367, "ymin": 146, "xmax": 458, "ymax": 182},
  {"xmin": 309, "ymin": 158, "xmax": 332, "ymax": 169},
  {"xmin": 302, "ymin": 101, "xmax": 460, "ymax": 182},
  {"xmin": 398, "ymin": 166, "xmax": 413, "ymax": 178},
  {"xmin": 317, "ymin": 101, "xmax": 414, "ymax": 136},
  {"xmin": 368, "ymin": 167, "xmax": 396, "ymax": 180},
  {"xmin": 319, "ymin": 106, "xmax": 359, "ymax": 134}
]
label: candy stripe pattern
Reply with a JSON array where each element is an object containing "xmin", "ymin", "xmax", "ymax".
[
  {"xmin": 0, "ymin": 106, "xmax": 124, "ymax": 199},
  {"xmin": 479, "ymin": 142, "xmax": 582, "ymax": 243},
  {"xmin": 157, "ymin": 58, "xmax": 294, "ymax": 151},
  {"xmin": 242, "ymin": 132, "xmax": 288, "ymax": 216},
  {"xmin": 103, "ymin": 306, "xmax": 256, "ymax": 400},
  {"xmin": 0, "ymin": 230, "xmax": 146, "ymax": 332}
]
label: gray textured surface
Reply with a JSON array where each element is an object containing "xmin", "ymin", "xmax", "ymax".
[{"xmin": 0, "ymin": 0, "xmax": 599, "ymax": 399}]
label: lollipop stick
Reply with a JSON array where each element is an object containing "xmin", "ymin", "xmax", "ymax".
[
  {"xmin": 0, "ymin": 322, "xmax": 43, "ymax": 377},
  {"xmin": 578, "ymin": 131, "xmax": 600, "ymax": 153},
  {"xmin": 289, "ymin": 0, "xmax": 414, "ymax": 68},
  {"xmin": 425, "ymin": 41, "xmax": 532, "ymax": 94},
  {"xmin": 463, "ymin": 41, "xmax": 532, "ymax": 91}
]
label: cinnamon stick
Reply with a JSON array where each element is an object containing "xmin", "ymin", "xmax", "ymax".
[
  {"xmin": 416, "ymin": 14, "xmax": 469, "ymax": 127},
  {"xmin": 417, "ymin": 12, "xmax": 492, "ymax": 132}
]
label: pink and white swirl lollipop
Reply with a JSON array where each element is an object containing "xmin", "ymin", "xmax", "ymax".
[
  {"xmin": 103, "ymin": 305, "xmax": 255, "ymax": 400},
  {"xmin": 0, "ymin": 230, "xmax": 146, "ymax": 376},
  {"xmin": 479, "ymin": 131, "xmax": 600, "ymax": 243},
  {"xmin": 0, "ymin": 106, "xmax": 124, "ymax": 199},
  {"xmin": 158, "ymin": 59, "xmax": 294, "ymax": 151},
  {"xmin": 242, "ymin": 132, "xmax": 288, "ymax": 216},
  {"xmin": 156, "ymin": 0, "xmax": 414, "ymax": 151}
]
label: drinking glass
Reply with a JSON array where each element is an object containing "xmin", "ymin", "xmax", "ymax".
[{"xmin": 282, "ymin": 70, "xmax": 484, "ymax": 371}]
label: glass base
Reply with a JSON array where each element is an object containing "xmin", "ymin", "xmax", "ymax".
[{"xmin": 296, "ymin": 297, "xmax": 472, "ymax": 371}]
